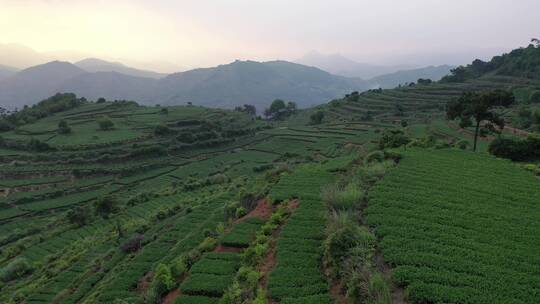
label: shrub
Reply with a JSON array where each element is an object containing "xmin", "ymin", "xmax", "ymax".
[
  {"xmin": 66, "ymin": 206, "xmax": 91, "ymax": 227},
  {"xmin": 148, "ymin": 263, "xmax": 174, "ymax": 302},
  {"xmin": 322, "ymin": 183, "xmax": 363, "ymax": 211},
  {"xmin": 235, "ymin": 207, "xmax": 247, "ymax": 218},
  {"xmin": 120, "ymin": 234, "xmax": 144, "ymax": 253},
  {"xmin": 364, "ymin": 150, "xmax": 384, "ymax": 164},
  {"xmin": 98, "ymin": 117, "xmax": 114, "ymax": 130},
  {"xmin": 378, "ymin": 129, "xmax": 411, "ymax": 149},
  {"xmin": 324, "ymin": 226, "xmax": 375, "ymax": 279},
  {"xmin": 154, "ymin": 124, "xmax": 173, "ymax": 136},
  {"xmin": 530, "ymin": 90, "xmax": 540, "ymax": 103},
  {"xmin": 310, "ymin": 111, "xmax": 324, "ymax": 125},
  {"xmin": 0, "ymin": 258, "xmax": 33, "ymax": 282},
  {"xmin": 58, "ymin": 119, "xmax": 71, "ymax": 134},
  {"xmin": 488, "ymin": 134, "xmax": 540, "ymax": 161},
  {"xmin": 94, "ymin": 195, "xmax": 118, "ymax": 218}
]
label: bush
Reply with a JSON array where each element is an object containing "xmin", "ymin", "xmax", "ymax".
[
  {"xmin": 378, "ymin": 129, "xmax": 411, "ymax": 149},
  {"xmin": 364, "ymin": 150, "xmax": 384, "ymax": 164},
  {"xmin": 98, "ymin": 117, "xmax": 114, "ymax": 130},
  {"xmin": 121, "ymin": 234, "xmax": 144, "ymax": 253},
  {"xmin": 0, "ymin": 258, "xmax": 33, "ymax": 282},
  {"xmin": 324, "ymin": 226, "xmax": 375, "ymax": 279},
  {"xmin": 94, "ymin": 195, "xmax": 119, "ymax": 218},
  {"xmin": 154, "ymin": 124, "xmax": 173, "ymax": 136},
  {"xmin": 148, "ymin": 263, "xmax": 174, "ymax": 302},
  {"xmin": 58, "ymin": 119, "xmax": 71, "ymax": 134},
  {"xmin": 488, "ymin": 134, "xmax": 540, "ymax": 161},
  {"xmin": 530, "ymin": 90, "xmax": 540, "ymax": 103},
  {"xmin": 322, "ymin": 183, "xmax": 363, "ymax": 211},
  {"xmin": 66, "ymin": 206, "xmax": 91, "ymax": 227},
  {"xmin": 310, "ymin": 111, "xmax": 324, "ymax": 125}
]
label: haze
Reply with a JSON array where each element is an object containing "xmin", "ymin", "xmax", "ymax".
[{"xmin": 1, "ymin": 0, "xmax": 539, "ymax": 71}]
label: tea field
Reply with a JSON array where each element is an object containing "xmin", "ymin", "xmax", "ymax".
[{"xmin": 0, "ymin": 75, "xmax": 539, "ymax": 304}]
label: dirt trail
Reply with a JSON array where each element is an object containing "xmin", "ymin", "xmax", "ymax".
[
  {"xmin": 163, "ymin": 289, "xmax": 181, "ymax": 304},
  {"xmin": 162, "ymin": 199, "xmax": 273, "ymax": 304},
  {"xmin": 258, "ymin": 199, "xmax": 298, "ymax": 304}
]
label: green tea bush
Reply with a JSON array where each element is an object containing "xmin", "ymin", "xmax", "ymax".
[{"xmin": 0, "ymin": 258, "xmax": 33, "ymax": 282}]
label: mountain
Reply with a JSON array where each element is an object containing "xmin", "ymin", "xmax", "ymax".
[
  {"xmin": 0, "ymin": 59, "xmax": 370, "ymax": 110},
  {"xmin": 0, "ymin": 61, "xmax": 86, "ymax": 109},
  {"xmin": 153, "ymin": 60, "xmax": 369, "ymax": 109},
  {"xmin": 296, "ymin": 51, "xmax": 415, "ymax": 79},
  {"xmin": 59, "ymin": 72, "xmax": 157, "ymax": 102},
  {"xmin": 371, "ymin": 65, "xmax": 454, "ymax": 88},
  {"xmin": 441, "ymin": 44, "xmax": 540, "ymax": 82},
  {"xmin": 75, "ymin": 58, "xmax": 166, "ymax": 79},
  {"xmin": 0, "ymin": 64, "xmax": 18, "ymax": 82}
]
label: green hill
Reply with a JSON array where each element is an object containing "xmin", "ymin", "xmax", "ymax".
[{"xmin": 0, "ymin": 44, "xmax": 539, "ymax": 304}]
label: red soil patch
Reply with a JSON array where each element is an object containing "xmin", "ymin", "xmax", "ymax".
[
  {"xmin": 137, "ymin": 271, "xmax": 153, "ymax": 293},
  {"xmin": 329, "ymin": 281, "xmax": 347, "ymax": 304},
  {"xmin": 258, "ymin": 199, "xmax": 299, "ymax": 302},
  {"xmin": 214, "ymin": 245, "xmax": 243, "ymax": 253},
  {"xmin": 234, "ymin": 199, "xmax": 273, "ymax": 224},
  {"xmin": 163, "ymin": 288, "xmax": 181, "ymax": 304}
]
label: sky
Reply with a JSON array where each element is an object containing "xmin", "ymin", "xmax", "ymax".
[{"xmin": 1, "ymin": 0, "xmax": 539, "ymax": 71}]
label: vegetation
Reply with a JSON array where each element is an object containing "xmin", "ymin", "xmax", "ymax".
[
  {"xmin": 367, "ymin": 149, "xmax": 540, "ymax": 304},
  {"xmin": 1, "ymin": 43, "xmax": 540, "ymax": 304},
  {"xmin": 447, "ymin": 90, "xmax": 514, "ymax": 151}
]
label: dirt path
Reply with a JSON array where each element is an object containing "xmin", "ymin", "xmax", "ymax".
[
  {"xmin": 258, "ymin": 199, "xmax": 299, "ymax": 304},
  {"xmin": 161, "ymin": 199, "xmax": 273, "ymax": 304},
  {"xmin": 163, "ymin": 288, "xmax": 181, "ymax": 304}
]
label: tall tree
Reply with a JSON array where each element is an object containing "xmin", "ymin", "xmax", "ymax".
[{"xmin": 447, "ymin": 90, "xmax": 515, "ymax": 151}]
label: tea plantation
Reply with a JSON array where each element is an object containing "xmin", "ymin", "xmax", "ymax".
[{"xmin": 0, "ymin": 69, "xmax": 539, "ymax": 304}]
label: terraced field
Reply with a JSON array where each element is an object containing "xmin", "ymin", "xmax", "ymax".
[
  {"xmin": 1, "ymin": 65, "xmax": 539, "ymax": 304},
  {"xmin": 367, "ymin": 149, "xmax": 540, "ymax": 304}
]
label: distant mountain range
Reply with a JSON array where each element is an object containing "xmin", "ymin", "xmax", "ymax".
[
  {"xmin": 296, "ymin": 51, "xmax": 417, "ymax": 79},
  {"xmin": 0, "ymin": 64, "xmax": 18, "ymax": 82},
  {"xmin": 75, "ymin": 58, "xmax": 166, "ymax": 79},
  {"xmin": 371, "ymin": 65, "xmax": 454, "ymax": 87},
  {"xmin": 0, "ymin": 56, "xmax": 453, "ymax": 111}
]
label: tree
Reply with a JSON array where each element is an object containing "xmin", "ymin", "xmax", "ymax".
[
  {"xmin": 378, "ymin": 129, "xmax": 411, "ymax": 149},
  {"xmin": 98, "ymin": 117, "xmax": 114, "ymax": 131},
  {"xmin": 66, "ymin": 206, "xmax": 91, "ymax": 226},
  {"xmin": 97, "ymin": 97, "xmax": 107, "ymax": 103},
  {"xmin": 532, "ymin": 38, "xmax": 540, "ymax": 47},
  {"xmin": 447, "ymin": 90, "xmax": 515, "ymax": 151},
  {"xmin": 286, "ymin": 101, "xmax": 297, "ymax": 115},
  {"xmin": 94, "ymin": 195, "xmax": 118, "ymax": 218},
  {"xmin": 264, "ymin": 99, "xmax": 296, "ymax": 120},
  {"xmin": 235, "ymin": 104, "xmax": 257, "ymax": 116},
  {"xmin": 58, "ymin": 119, "xmax": 71, "ymax": 134},
  {"xmin": 310, "ymin": 111, "xmax": 324, "ymax": 125}
]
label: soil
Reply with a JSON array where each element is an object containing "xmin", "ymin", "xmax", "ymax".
[
  {"xmin": 329, "ymin": 281, "xmax": 347, "ymax": 304},
  {"xmin": 162, "ymin": 288, "xmax": 181, "ymax": 304},
  {"xmin": 234, "ymin": 198, "xmax": 273, "ymax": 224},
  {"xmin": 213, "ymin": 245, "xmax": 243, "ymax": 253},
  {"xmin": 137, "ymin": 271, "xmax": 153, "ymax": 293},
  {"xmin": 258, "ymin": 199, "xmax": 299, "ymax": 304}
]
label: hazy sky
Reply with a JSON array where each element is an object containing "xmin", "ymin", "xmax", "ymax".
[{"xmin": 1, "ymin": 0, "xmax": 539, "ymax": 70}]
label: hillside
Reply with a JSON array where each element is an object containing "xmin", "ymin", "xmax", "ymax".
[
  {"xmin": 0, "ymin": 61, "xmax": 86, "ymax": 109},
  {"xmin": 0, "ymin": 44, "xmax": 539, "ymax": 304}
]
